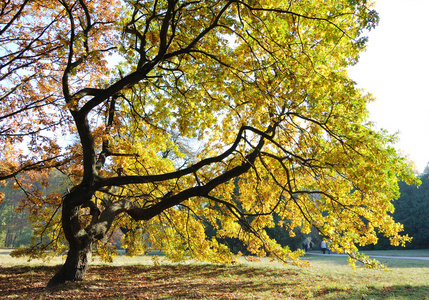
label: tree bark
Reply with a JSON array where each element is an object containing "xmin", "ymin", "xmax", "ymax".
[
  {"xmin": 47, "ymin": 239, "xmax": 93, "ymax": 288},
  {"xmin": 47, "ymin": 188, "xmax": 94, "ymax": 289}
]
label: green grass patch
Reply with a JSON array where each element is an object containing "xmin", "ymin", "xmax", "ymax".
[{"xmin": 361, "ymin": 249, "xmax": 429, "ymax": 257}]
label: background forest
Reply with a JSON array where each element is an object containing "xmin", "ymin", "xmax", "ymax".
[{"xmin": 2, "ymin": 169, "xmax": 428, "ymax": 251}]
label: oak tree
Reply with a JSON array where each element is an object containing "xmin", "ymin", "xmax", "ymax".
[{"xmin": 0, "ymin": 0, "xmax": 418, "ymax": 288}]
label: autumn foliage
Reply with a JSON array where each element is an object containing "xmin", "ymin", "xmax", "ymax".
[{"xmin": 0, "ymin": 0, "xmax": 418, "ymax": 287}]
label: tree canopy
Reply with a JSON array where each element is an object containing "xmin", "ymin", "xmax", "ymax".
[{"xmin": 0, "ymin": 0, "xmax": 418, "ymax": 287}]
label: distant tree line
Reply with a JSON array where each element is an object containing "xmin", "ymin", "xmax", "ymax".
[
  {"xmin": 0, "ymin": 182, "xmax": 33, "ymax": 248},
  {"xmin": 361, "ymin": 171, "xmax": 429, "ymax": 250},
  {"xmin": 0, "ymin": 170, "xmax": 70, "ymax": 248},
  {"xmin": 395, "ymin": 172, "xmax": 429, "ymax": 248}
]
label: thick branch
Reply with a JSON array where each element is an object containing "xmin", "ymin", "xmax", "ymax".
[
  {"xmin": 128, "ymin": 127, "xmax": 270, "ymax": 221},
  {"xmin": 85, "ymin": 126, "xmax": 270, "ymax": 238},
  {"xmin": 95, "ymin": 125, "xmax": 257, "ymax": 188},
  {"xmin": 79, "ymin": 60, "xmax": 160, "ymax": 115}
]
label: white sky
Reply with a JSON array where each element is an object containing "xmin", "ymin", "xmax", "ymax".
[{"xmin": 348, "ymin": 0, "xmax": 429, "ymax": 173}]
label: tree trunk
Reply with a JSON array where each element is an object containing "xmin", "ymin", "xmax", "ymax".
[
  {"xmin": 47, "ymin": 240, "xmax": 93, "ymax": 288},
  {"xmin": 46, "ymin": 185, "xmax": 95, "ymax": 288}
]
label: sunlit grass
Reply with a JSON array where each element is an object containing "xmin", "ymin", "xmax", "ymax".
[{"xmin": 361, "ymin": 249, "xmax": 429, "ymax": 257}]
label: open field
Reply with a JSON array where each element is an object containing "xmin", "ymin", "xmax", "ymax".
[{"xmin": 1, "ymin": 249, "xmax": 429, "ymax": 299}]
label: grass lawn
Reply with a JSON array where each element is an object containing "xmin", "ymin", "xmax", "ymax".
[
  {"xmin": 1, "ymin": 249, "xmax": 428, "ymax": 299},
  {"xmin": 361, "ymin": 249, "xmax": 429, "ymax": 257}
]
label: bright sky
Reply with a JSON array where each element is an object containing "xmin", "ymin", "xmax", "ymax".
[{"xmin": 348, "ymin": 0, "xmax": 429, "ymax": 173}]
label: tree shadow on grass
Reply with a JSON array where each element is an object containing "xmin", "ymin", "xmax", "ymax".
[
  {"xmin": 2, "ymin": 264, "xmax": 429, "ymax": 299},
  {"xmin": 1, "ymin": 265, "xmax": 295, "ymax": 299}
]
